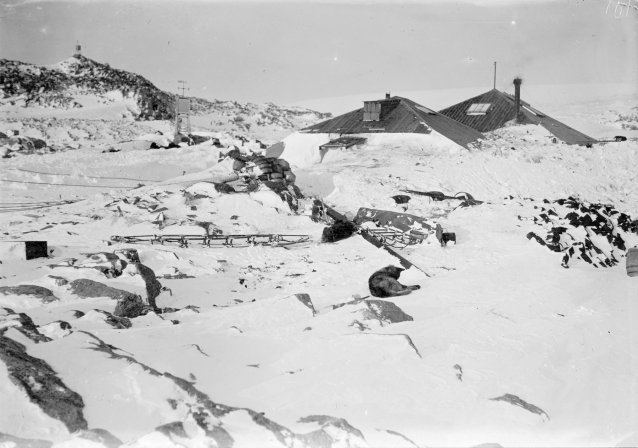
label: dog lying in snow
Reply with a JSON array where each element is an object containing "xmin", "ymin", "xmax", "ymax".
[{"xmin": 368, "ymin": 265, "xmax": 420, "ymax": 298}]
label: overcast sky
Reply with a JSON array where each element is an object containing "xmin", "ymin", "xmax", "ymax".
[{"xmin": 1, "ymin": 0, "xmax": 636, "ymax": 109}]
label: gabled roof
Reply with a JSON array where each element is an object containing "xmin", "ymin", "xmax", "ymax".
[
  {"xmin": 439, "ymin": 89, "xmax": 597, "ymax": 146},
  {"xmin": 302, "ymin": 96, "xmax": 484, "ymax": 149}
]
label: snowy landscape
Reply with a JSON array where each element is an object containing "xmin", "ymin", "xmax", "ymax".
[{"xmin": 2, "ymin": 1, "xmax": 638, "ymax": 447}]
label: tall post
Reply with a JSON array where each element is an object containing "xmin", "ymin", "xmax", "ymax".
[
  {"xmin": 493, "ymin": 61, "xmax": 497, "ymax": 89},
  {"xmin": 513, "ymin": 77, "xmax": 522, "ymax": 123},
  {"xmin": 174, "ymin": 80, "xmax": 191, "ymax": 143}
]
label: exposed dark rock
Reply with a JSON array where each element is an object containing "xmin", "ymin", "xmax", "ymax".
[
  {"xmin": 68, "ymin": 279, "xmax": 136, "ymax": 301},
  {"xmin": 525, "ymin": 198, "xmax": 635, "ymax": 268},
  {"xmin": 364, "ymin": 299, "xmax": 414, "ymax": 324},
  {"xmin": 294, "ymin": 293, "xmax": 316, "ymax": 315},
  {"xmin": 0, "ymin": 335, "xmax": 88, "ymax": 432},
  {"xmin": 90, "ymin": 310, "xmax": 132, "ymax": 329},
  {"xmin": 113, "ymin": 294, "xmax": 147, "ymax": 319},
  {"xmin": 0, "ymin": 285, "xmax": 58, "ymax": 303},
  {"xmin": 214, "ymin": 183, "xmax": 235, "ymax": 194},
  {"xmin": 490, "ymin": 393, "xmax": 549, "ymax": 420},
  {"xmin": 0, "ymin": 55, "xmax": 174, "ymax": 120},
  {"xmin": 81, "ymin": 331, "xmax": 375, "ymax": 447},
  {"xmin": 0, "ymin": 308, "xmax": 51, "ymax": 343},
  {"xmin": 0, "ymin": 432, "xmax": 52, "ymax": 448},
  {"xmin": 133, "ymin": 263, "xmax": 162, "ymax": 310},
  {"xmin": 322, "ymin": 220, "xmax": 357, "ymax": 243}
]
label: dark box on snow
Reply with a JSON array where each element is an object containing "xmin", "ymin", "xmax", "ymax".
[{"xmin": 25, "ymin": 241, "xmax": 48, "ymax": 260}]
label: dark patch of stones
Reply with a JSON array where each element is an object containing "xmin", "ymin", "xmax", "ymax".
[
  {"xmin": 68, "ymin": 279, "xmax": 136, "ymax": 301},
  {"xmin": 525, "ymin": 196, "xmax": 637, "ymax": 268},
  {"xmin": 0, "ymin": 285, "xmax": 58, "ymax": 303},
  {"xmin": 364, "ymin": 299, "xmax": 414, "ymax": 324}
]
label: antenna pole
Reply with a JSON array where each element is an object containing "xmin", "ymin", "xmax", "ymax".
[
  {"xmin": 177, "ymin": 80, "xmax": 189, "ymax": 97},
  {"xmin": 493, "ymin": 61, "xmax": 497, "ymax": 89}
]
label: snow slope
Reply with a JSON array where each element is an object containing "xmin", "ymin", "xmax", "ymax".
[{"xmin": 1, "ymin": 91, "xmax": 637, "ymax": 448}]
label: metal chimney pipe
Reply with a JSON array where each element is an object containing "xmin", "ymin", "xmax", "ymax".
[{"xmin": 513, "ymin": 77, "xmax": 522, "ymax": 122}]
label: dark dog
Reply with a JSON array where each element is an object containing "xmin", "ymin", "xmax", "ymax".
[
  {"xmin": 322, "ymin": 220, "xmax": 357, "ymax": 243},
  {"xmin": 368, "ymin": 265, "xmax": 420, "ymax": 298}
]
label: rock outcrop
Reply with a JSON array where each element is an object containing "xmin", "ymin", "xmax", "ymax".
[{"xmin": 0, "ymin": 335, "xmax": 88, "ymax": 432}]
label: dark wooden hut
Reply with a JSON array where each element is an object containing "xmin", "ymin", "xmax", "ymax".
[
  {"xmin": 439, "ymin": 79, "xmax": 597, "ymax": 146},
  {"xmin": 302, "ymin": 94, "xmax": 484, "ymax": 149}
]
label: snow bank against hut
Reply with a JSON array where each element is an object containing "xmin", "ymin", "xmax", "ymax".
[{"xmin": 280, "ymin": 131, "xmax": 464, "ymax": 169}]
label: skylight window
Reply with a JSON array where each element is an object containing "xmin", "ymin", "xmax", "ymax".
[{"xmin": 466, "ymin": 103, "xmax": 491, "ymax": 115}]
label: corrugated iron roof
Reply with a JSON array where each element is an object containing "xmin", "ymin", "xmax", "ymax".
[
  {"xmin": 302, "ymin": 96, "xmax": 484, "ymax": 149},
  {"xmin": 439, "ymin": 89, "xmax": 597, "ymax": 146}
]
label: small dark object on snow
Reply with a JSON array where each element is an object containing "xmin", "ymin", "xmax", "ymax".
[
  {"xmin": 368, "ymin": 265, "xmax": 420, "ymax": 298},
  {"xmin": 311, "ymin": 199, "xmax": 327, "ymax": 222},
  {"xmin": 392, "ymin": 195, "xmax": 411, "ymax": 205},
  {"xmin": 25, "ymin": 241, "xmax": 48, "ymax": 260},
  {"xmin": 614, "ymin": 135, "xmax": 627, "ymax": 142},
  {"xmin": 441, "ymin": 232, "xmax": 456, "ymax": 246},
  {"xmin": 322, "ymin": 220, "xmax": 357, "ymax": 243},
  {"xmin": 214, "ymin": 183, "xmax": 235, "ymax": 194}
]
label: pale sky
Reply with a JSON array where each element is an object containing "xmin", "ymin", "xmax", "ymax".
[{"xmin": 1, "ymin": 0, "xmax": 636, "ymax": 109}]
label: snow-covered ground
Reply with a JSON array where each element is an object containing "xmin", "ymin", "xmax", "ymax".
[{"xmin": 1, "ymin": 88, "xmax": 637, "ymax": 447}]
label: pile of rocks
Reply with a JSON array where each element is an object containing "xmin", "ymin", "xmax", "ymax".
[
  {"xmin": 0, "ymin": 133, "xmax": 50, "ymax": 157},
  {"xmin": 525, "ymin": 196, "xmax": 638, "ymax": 268}
]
